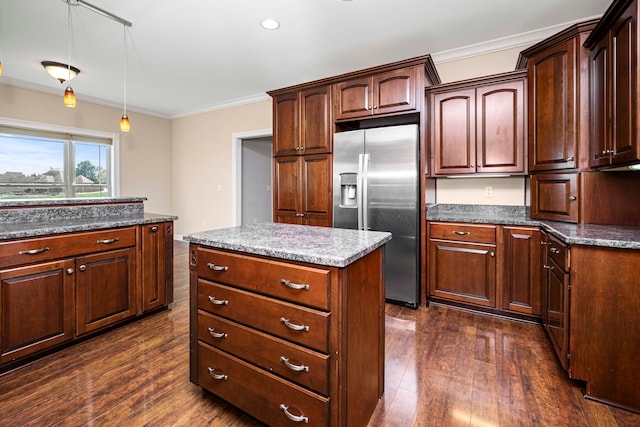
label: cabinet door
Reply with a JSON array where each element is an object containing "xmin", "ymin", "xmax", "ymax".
[
  {"xmin": 540, "ymin": 230, "xmax": 549, "ymax": 328},
  {"xmin": 530, "ymin": 173, "xmax": 579, "ymax": 223},
  {"xmin": 373, "ymin": 67, "xmax": 417, "ymax": 115},
  {"xmin": 76, "ymin": 247, "xmax": 137, "ymax": 335},
  {"xmin": 433, "ymin": 89, "xmax": 476, "ymax": 175},
  {"xmin": 273, "ymin": 92, "xmax": 299, "ymax": 156},
  {"xmin": 428, "ymin": 239, "xmax": 496, "ymax": 307},
  {"xmin": 546, "ymin": 258, "xmax": 569, "ymax": 370},
  {"xmin": 589, "ymin": 37, "xmax": 611, "ymax": 167},
  {"xmin": 528, "ymin": 39, "xmax": 577, "ymax": 171},
  {"xmin": 333, "ymin": 76, "xmax": 372, "ymax": 120},
  {"xmin": 302, "ymin": 154, "xmax": 332, "ymax": 225},
  {"xmin": 300, "ymin": 86, "xmax": 332, "ymax": 154},
  {"xmin": 501, "ymin": 227, "xmax": 541, "ymax": 315},
  {"xmin": 0, "ymin": 259, "xmax": 75, "ymax": 364},
  {"xmin": 476, "ymin": 80, "xmax": 525, "ymax": 173},
  {"xmin": 141, "ymin": 222, "xmax": 172, "ymax": 312},
  {"xmin": 273, "ymin": 156, "xmax": 302, "ymax": 220}
]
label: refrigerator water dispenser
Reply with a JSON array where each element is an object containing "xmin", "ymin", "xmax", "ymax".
[{"xmin": 339, "ymin": 173, "xmax": 358, "ymax": 207}]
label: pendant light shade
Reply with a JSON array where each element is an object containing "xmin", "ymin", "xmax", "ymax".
[
  {"xmin": 64, "ymin": 1, "xmax": 76, "ymax": 107},
  {"xmin": 0, "ymin": 61, "xmax": 3, "ymax": 77},
  {"xmin": 120, "ymin": 114, "xmax": 130, "ymax": 132},
  {"xmin": 64, "ymin": 86, "xmax": 76, "ymax": 107},
  {"xmin": 120, "ymin": 24, "xmax": 130, "ymax": 131}
]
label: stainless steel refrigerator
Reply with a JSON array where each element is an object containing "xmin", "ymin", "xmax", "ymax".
[{"xmin": 333, "ymin": 124, "xmax": 419, "ymax": 307}]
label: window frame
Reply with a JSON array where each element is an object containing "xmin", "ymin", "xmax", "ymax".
[{"xmin": 0, "ymin": 116, "xmax": 120, "ymax": 199}]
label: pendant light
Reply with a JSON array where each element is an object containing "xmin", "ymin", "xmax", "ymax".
[
  {"xmin": 120, "ymin": 24, "xmax": 130, "ymax": 132},
  {"xmin": 64, "ymin": 1, "xmax": 76, "ymax": 107}
]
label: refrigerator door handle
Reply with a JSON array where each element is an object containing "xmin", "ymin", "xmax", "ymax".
[
  {"xmin": 362, "ymin": 153, "xmax": 370, "ymax": 231},
  {"xmin": 357, "ymin": 154, "xmax": 364, "ymax": 230}
]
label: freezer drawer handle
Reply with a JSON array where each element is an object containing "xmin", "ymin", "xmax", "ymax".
[
  {"xmin": 453, "ymin": 231, "xmax": 470, "ymax": 236},
  {"xmin": 279, "ymin": 404, "xmax": 308, "ymax": 423},
  {"xmin": 280, "ymin": 279, "xmax": 310, "ymax": 291},
  {"xmin": 207, "ymin": 263, "xmax": 228, "ymax": 272},
  {"xmin": 280, "ymin": 356, "xmax": 309, "ymax": 372},
  {"xmin": 18, "ymin": 247, "xmax": 50, "ymax": 255},
  {"xmin": 280, "ymin": 317, "xmax": 309, "ymax": 332},
  {"xmin": 208, "ymin": 296, "xmax": 228, "ymax": 306},
  {"xmin": 207, "ymin": 367, "xmax": 228, "ymax": 381},
  {"xmin": 207, "ymin": 327, "xmax": 228, "ymax": 339},
  {"xmin": 97, "ymin": 238, "xmax": 119, "ymax": 244}
]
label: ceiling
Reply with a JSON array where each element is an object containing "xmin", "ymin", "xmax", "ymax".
[{"xmin": 0, "ymin": 0, "xmax": 611, "ymax": 119}]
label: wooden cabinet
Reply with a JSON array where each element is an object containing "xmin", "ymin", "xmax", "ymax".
[
  {"xmin": 428, "ymin": 71, "xmax": 526, "ymax": 175},
  {"xmin": 519, "ymin": 20, "xmax": 597, "ymax": 172},
  {"xmin": 189, "ymin": 245, "xmax": 385, "ymax": 426},
  {"xmin": 334, "ymin": 67, "xmax": 419, "ymax": 120},
  {"xmin": 500, "ymin": 226, "xmax": 541, "ymax": 316},
  {"xmin": 0, "ymin": 259, "xmax": 75, "ymax": 364},
  {"xmin": 273, "ymin": 154, "xmax": 332, "ymax": 227},
  {"xmin": 272, "ymin": 86, "xmax": 332, "ymax": 157},
  {"xmin": 141, "ymin": 222, "xmax": 174, "ymax": 312},
  {"xmin": 530, "ymin": 173, "xmax": 579, "ymax": 223},
  {"xmin": 585, "ymin": 0, "xmax": 640, "ymax": 169}
]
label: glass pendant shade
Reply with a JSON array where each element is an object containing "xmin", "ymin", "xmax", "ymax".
[
  {"xmin": 120, "ymin": 114, "xmax": 130, "ymax": 132},
  {"xmin": 0, "ymin": 61, "xmax": 3, "ymax": 77},
  {"xmin": 64, "ymin": 86, "xmax": 76, "ymax": 107}
]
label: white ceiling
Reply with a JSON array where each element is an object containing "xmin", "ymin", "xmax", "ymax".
[{"xmin": 0, "ymin": 0, "xmax": 611, "ymax": 119}]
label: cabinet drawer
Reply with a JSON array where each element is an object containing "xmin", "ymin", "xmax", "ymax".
[
  {"xmin": 429, "ymin": 222, "xmax": 496, "ymax": 244},
  {"xmin": 198, "ymin": 311, "xmax": 329, "ymax": 395},
  {"xmin": 197, "ymin": 248, "xmax": 331, "ymax": 310},
  {"xmin": 198, "ymin": 279, "xmax": 330, "ymax": 353},
  {"xmin": 547, "ymin": 234, "xmax": 569, "ymax": 272},
  {"xmin": 0, "ymin": 227, "xmax": 137, "ymax": 268},
  {"xmin": 198, "ymin": 342, "xmax": 329, "ymax": 427}
]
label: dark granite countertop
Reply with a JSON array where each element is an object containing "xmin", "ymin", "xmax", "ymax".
[
  {"xmin": 427, "ymin": 204, "xmax": 640, "ymax": 250},
  {"xmin": 183, "ymin": 222, "xmax": 392, "ymax": 268},
  {"xmin": 0, "ymin": 197, "xmax": 147, "ymax": 208}
]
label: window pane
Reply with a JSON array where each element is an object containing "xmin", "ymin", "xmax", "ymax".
[
  {"xmin": 0, "ymin": 134, "xmax": 66, "ymax": 199},
  {"xmin": 74, "ymin": 141, "xmax": 111, "ymax": 197}
]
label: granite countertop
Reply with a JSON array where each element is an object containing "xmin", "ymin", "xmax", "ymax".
[
  {"xmin": 427, "ymin": 204, "xmax": 640, "ymax": 250},
  {"xmin": 0, "ymin": 197, "xmax": 147, "ymax": 208},
  {"xmin": 183, "ymin": 222, "xmax": 392, "ymax": 268}
]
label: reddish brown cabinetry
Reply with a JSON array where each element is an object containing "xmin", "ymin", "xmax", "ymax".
[
  {"xmin": 501, "ymin": 226, "xmax": 541, "ymax": 316},
  {"xmin": 530, "ymin": 173, "xmax": 579, "ymax": 223},
  {"xmin": 141, "ymin": 222, "xmax": 174, "ymax": 312},
  {"xmin": 428, "ymin": 71, "xmax": 526, "ymax": 175}
]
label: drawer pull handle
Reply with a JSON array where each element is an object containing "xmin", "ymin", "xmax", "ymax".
[
  {"xmin": 280, "ymin": 356, "xmax": 309, "ymax": 372},
  {"xmin": 280, "ymin": 317, "xmax": 309, "ymax": 332},
  {"xmin": 207, "ymin": 263, "xmax": 228, "ymax": 272},
  {"xmin": 279, "ymin": 404, "xmax": 308, "ymax": 423},
  {"xmin": 453, "ymin": 231, "xmax": 470, "ymax": 236},
  {"xmin": 207, "ymin": 328, "xmax": 228, "ymax": 339},
  {"xmin": 207, "ymin": 367, "xmax": 228, "ymax": 381},
  {"xmin": 543, "ymin": 265, "xmax": 554, "ymax": 271},
  {"xmin": 550, "ymin": 247, "xmax": 560, "ymax": 254},
  {"xmin": 208, "ymin": 296, "xmax": 228, "ymax": 306},
  {"xmin": 280, "ymin": 279, "xmax": 310, "ymax": 291},
  {"xmin": 97, "ymin": 238, "xmax": 119, "ymax": 244},
  {"xmin": 19, "ymin": 247, "xmax": 50, "ymax": 255}
]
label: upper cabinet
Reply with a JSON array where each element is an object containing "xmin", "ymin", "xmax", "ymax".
[
  {"xmin": 427, "ymin": 70, "xmax": 527, "ymax": 176},
  {"xmin": 585, "ymin": 0, "xmax": 640, "ymax": 169},
  {"xmin": 518, "ymin": 20, "xmax": 598, "ymax": 172},
  {"xmin": 272, "ymin": 85, "xmax": 332, "ymax": 157}
]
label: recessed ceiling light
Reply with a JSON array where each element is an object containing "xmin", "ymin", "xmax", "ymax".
[{"xmin": 260, "ymin": 18, "xmax": 280, "ymax": 30}]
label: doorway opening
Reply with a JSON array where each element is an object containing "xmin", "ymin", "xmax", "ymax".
[{"xmin": 231, "ymin": 129, "xmax": 273, "ymax": 226}]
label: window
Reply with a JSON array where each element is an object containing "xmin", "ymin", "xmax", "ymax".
[{"xmin": 0, "ymin": 124, "xmax": 116, "ymax": 200}]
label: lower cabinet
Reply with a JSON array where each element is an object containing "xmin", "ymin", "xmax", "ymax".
[
  {"xmin": 428, "ymin": 221, "xmax": 541, "ymax": 318},
  {"xmin": 141, "ymin": 222, "xmax": 174, "ymax": 312}
]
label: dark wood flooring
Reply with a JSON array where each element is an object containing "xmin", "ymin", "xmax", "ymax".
[{"xmin": 1, "ymin": 240, "xmax": 638, "ymax": 426}]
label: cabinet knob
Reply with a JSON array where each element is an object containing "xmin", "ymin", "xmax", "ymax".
[
  {"xmin": 151, "ymin": 226, "xmax": 158, "ymax": 233},
  {"xmin": 566, "ymin": 156, "xmax": 574, "ymax": 162},
  {"xmin": 569, "ymin": 195, "xmax": 577, "ymax": 201},
  {"xmin": 490, "ymin": 252, "xmax": 495, "ymax": 257},
  {"xmin": 79, "ymin": 265, "xmax": 86, "ymax": 272},
  {"xmin": 66, "ymin": 268, "xmax": 74, "ymax": 275},
  {"xmin": 550, "ymin": 247, "xmax": 560, "ymax": 254}
]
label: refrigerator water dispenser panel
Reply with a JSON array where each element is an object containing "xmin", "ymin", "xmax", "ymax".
[{"xmin": 339, "ymin": 173, "xmax": 358, "ymax": 207}]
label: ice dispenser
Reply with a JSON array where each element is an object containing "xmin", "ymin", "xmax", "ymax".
[{"xmin": 339, "ymin": 173, "xmax": 358, "ymax": 207}]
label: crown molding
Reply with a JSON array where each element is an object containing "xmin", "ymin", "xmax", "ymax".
[{"xmin": 168, "ymin": 93, "xmax": 270, "ymax": 119}]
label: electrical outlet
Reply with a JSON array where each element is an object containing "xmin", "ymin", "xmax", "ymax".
[{"xmin": 484, "ymin": 186, "xmax": 493, "ymax": 197}]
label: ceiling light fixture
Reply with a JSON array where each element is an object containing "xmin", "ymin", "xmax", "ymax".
[
  {"xmin": 120, "ymin": 24, "xmax": 130, "ymax": 132},
  {"xmin": 41, "ymin": 61, "xmax": 80, "ymax": 83},
  {"xmin": 260, "ymin": 18, "xmax": 280, "ymax": 30}
]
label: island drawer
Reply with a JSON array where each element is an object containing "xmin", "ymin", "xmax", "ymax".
[
  {"xmin": 547, "ymin": 234, "xmax": 569, "ymax": 272},
  {"xmin": 198, "ymin": 279, "xmax": 330, "ymax": 353},
  {"xmin": 198, "ymin": 342, "xmax": 329, "ymax": 426},
  {"xmin": 198, "ymin": 310, "xmax": 329, "ymax": 395},
  {"xmin": 197, "ymin": 248, "xmax": 331, "ymax": 310},
  {"xmin": 429, "ymin": 222, "xmax": 496, "ymax": 244},
  {"xmin": 0, "ymin": 227, "xmax": 137, "ymax": 268}
]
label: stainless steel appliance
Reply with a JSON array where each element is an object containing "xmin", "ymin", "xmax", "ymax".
[{"xmin": 333, "ymin": 124, "xmax": 419, "ymax": 307}]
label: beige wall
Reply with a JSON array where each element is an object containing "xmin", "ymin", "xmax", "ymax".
[
  {"xmin": 171, "ymin": 100, "xmax": 272, "ymax": 236},
  {"xmin": 433, "ymin": 46, "xmax": 530, "ymax": 206},
  {"xmin": 0, "ymin": 84, "xmax": 173, "ymax": 215}
]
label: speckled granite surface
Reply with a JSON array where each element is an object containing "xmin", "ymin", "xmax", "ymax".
[
  {"xmin": 0, "ymin": 198, "xmax": 176, "ymax": 240},
  {"xmin": 427, "ymin": 204, "xmax": 640, "ymax": 250},
  {"xmin": 183, "ymin": 223, "xmax": 392, "ymax": 268}
]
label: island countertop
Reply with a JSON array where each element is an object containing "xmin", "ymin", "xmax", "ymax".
[{"xmin": 183, "ymin": 222, "xmax": 392, "ymax": 268}]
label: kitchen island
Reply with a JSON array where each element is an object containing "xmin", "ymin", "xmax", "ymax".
[{"xmin": 184, "ymin": 223, "xmax": 391, "ymax": 426}]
